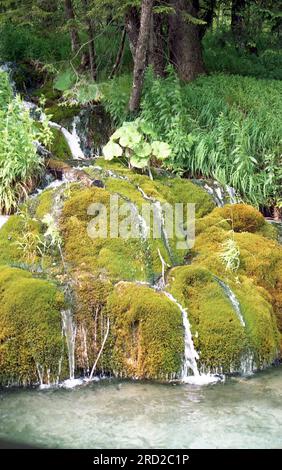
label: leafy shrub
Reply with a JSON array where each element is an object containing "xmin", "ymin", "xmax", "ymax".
[
  {"xmin": 0, "ymin": 22, "xmax": 70, "ymax": 63},
  {"xmin": 103, "ymin": 119, "xmax": 171, "ymax": 176},
  {"xmin": 0, "ymin": 72, "xmax": 44, "ymax": 214},
  {"xmin": 203, "ymin": 29, "xmax": 282, "ymax": 80},
  {"xmin": 140, "ymin": 68, "xmax": 282, "ymax": 206}
]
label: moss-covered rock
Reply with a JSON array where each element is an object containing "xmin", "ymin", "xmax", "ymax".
[
  {"xmin": 105, "ymin": 282, "xmax": 184, "ymax": 379},
  {"xmin": 73, "ymin": 272, "xmax": 113, "ymax": 374},
  {"xmin": 0, "ymin": 159, "xmax": 281, "ymax": 384},
  {"xmin": 213, "ymin": 204, "xmax": 266, "ymax": 233},
  {"xmin": 50, "ymin": 127, "xmax": 72, "ymax": 161},
  {"xmin": 46, "ymin": 104, "xmax": 80, "ymax": 125},
  {"xmin": 192, "ymin": 205, "xmax": 282, "ymax": 343},
  {"xmin": 167, "ymin": 266, "xmax": 279, "ymax": 373},
  {"xmin": 0, "ymin": 266, "xmax": 67, "ymax": 386},
  {"xmin": 60, "ymin": 186, "xmax": 148, "ymax": 282},
  {"xmin": 35, "ymin": 189, "xmax": 54, "ymax": 220}
]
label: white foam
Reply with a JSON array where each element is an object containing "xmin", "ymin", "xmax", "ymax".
[
  {"xmin": 0, "ymin": 215, "xmax": 9, "ymax": 229},
  {"xmin": 60, "ymin": 378, "xmax": 84, "ymax": 389},
  {"xmin": 182, "ymin": 374, "xmax": 224, "ymax": 386}
]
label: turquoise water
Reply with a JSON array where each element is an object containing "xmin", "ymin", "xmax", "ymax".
[{"xmin": 0, "ymin": 366, "xmax": 281, "ymax": 449}]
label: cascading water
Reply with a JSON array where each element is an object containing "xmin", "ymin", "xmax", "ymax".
[
  {"xmin": 163, "ymin": 292, "xmax": 199, "ymax": 378},
  {"xmin": 214, "ymin": 277, "xmax": 258, "ymax": 375},
  {"xmin": 61, "ymin": 308, "xmax": 77, "ymax": 382},
  {"xmin": 21, "ymin": 99, "xmax": 85, "ymax": 161},
  {"xmin": 46, "ymin": 121, "xmax": 85, "ymax": 161},
  {"xmin": 137, "ymin": 186, "xmax": 174, "ymax": 263},
  {"xmin": 215, "ymin": 277, "xmax": 245, "ymax": 327},
  {"xmin": 163, "ymin": 292, "xmax": 222, "ymax": 385}
]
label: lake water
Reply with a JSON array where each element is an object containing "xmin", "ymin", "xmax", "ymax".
[{"xmin": 0, "ymin": 366, "xmax": 281, "ymax": 449}]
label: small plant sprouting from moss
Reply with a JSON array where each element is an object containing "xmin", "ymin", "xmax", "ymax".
[
  {"xmin": 42, "ymin": 213, "xmax": 65, "ymax": 269},
  {"xmin": 219, "ymin": 237, "xmax": 241, "ymax": 272},
  {"xmin": 16, "ymin": 209, "xmax": 45, "ymax": 265}
]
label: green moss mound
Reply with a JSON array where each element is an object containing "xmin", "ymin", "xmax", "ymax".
[
  {"xmin": 213, "ymin": 204, "xmax": 266, "ymax": 233},
  {"xmin": 46, "ymin": 104, "xmax": 80, "ymax": 124},
  {"xmin": 0, "ymin": 215, "xmax": 42, "ymax": 266},
  {"xmin": 0, "ymin": 266, "xmax": 66, "ymax": 386},
  {"xmin": 167, "ymin": 266, "xmax": 279, "ymax": 373},
  {"xmin": 168, "ymin": 266, "xmax": 246, "ymax": 372},
  {"xmin": 193, "ymin": 209, "xmax": 282, "ymax": 344},
  {"xmin": 105, "ymin": 282, "xmax": 184, "ymax": 379},
  {"xmin": 73, "ymin": 272, "xmax": 113, "ymax": 373},
  {"xmin": 50, "ymin": 127, "xmax": 72, "ymax": 161},
  {"xmin": 60, "ymin": 186, "xmax": 147, "ymax": 282},
  {"xmin": 35, "ymin": 189, "xmax": 54, "ymax": 220}
]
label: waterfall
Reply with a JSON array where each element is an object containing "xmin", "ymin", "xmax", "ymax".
[
  {"xmin": 48, "ymin": 121, "xmax": 85, "ymax": 161},
  {"xmin": 215, "ymin": 277, "xmax": 245, "ymax": 327},
  {"xmin": 61, "ymin": 308, "xmax": 77, "ymax": 381},
  {"xmin": 163, "ymin": 292, "xmax": 199, "ymax": 379},
  {"xmin": 21, "ymin": 99, "xmax": 85, "ymax": 161},
  {"xmin": 162, "ymin": 291, "xmax": 223, "ymax": 384},
  {"xmin": 137, "ymin": 186, "xmax": 174, "ymax": 263}
]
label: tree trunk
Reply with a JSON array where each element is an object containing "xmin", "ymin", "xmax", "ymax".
[
  {"xmin": 169, "ymin": 0, "xmax": 205, "ymax": 82},
  {"xmin": 231, "ymin": 0, "xmax": 246, "ymax": 45},
  {"xmin": 148, "ymin": 13, "xmax": 167, "ymax": 77},
  {"xmin": 125, "ymin": 7, "xmax": 140, "ymax": 59},
  {"xmin": 64, "ymin": 0, "xmax": 80, "ymax": 52},
  {"xmin": 109, "ymin": 28, "xmax": 126, "ymax": 79},
  {"xmin": 129, "ymin": 0, "xmax": 154, "ymax": 113},
  {"xmin": 199, "ymin": 0, "xmax": 216, "ymax": 40},
  {"xmin": 82, "ymin": 0, "xmax": 97, "ymax": 80}
]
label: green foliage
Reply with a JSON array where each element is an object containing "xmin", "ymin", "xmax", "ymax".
[
  {"xmin": 0, "ymin": 71, "xmax": 13, "ymax": 108},
  {"xmin": 203, "ymin": 29, "xmax": 282, "ymax": 80},
  {"xmin": 219, "ymin": 238, "xmax": 240, "ymax": 272},
  {"xmin": 54, "ymin": 69, "xmax": 76, "ymax": 92},
  {"xmin": 0, "ymin": 77, "xmax": 43, "ymax": 214},
  {"xmin": 140, "ymin": 69, "xmax": 282, "ymax": 206},
  {"xmin": 0, "ymin": 22, "xmax": 70, "ymax": 63},
  {"xmin": 100, "ymin": 74, "xmax": 132, "ymax": 125},
  {"xmin": 103, "ymin": 119, "xmax": 171, "ymax": 174}
]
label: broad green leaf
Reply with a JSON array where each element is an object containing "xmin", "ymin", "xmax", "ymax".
[
  {"xmin": 133, "ymin": 142, "xmax": 152, "ymax": 157},
  {"xmin": 130, "ymin": 155, "xmax": 149, "ymax": 169},
  {"xmin": 119, "ymin": 129, "xmax": 142, "ymax": 149},
  {"xmin": 110, "ymin": 127, "xmax": 124, "ymax": 141},
  {"xmin": 103, "ymin": 141, "xmax": 123, "ymax": 160},
  {"xmin": 151, "ymin": 141, "xmax": 172, "ymax": 160}
]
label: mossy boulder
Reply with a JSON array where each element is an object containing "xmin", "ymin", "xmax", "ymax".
[
  {"xmin": 105, "ymin": 282, "xmax": 184, "ymax": 379},
  {"xmin": 0, "ymin": 160, "xmax": 281, "ymax": 384},
  {"xmin": 0, "ymin": 266, "xmax": 67, "ymax": 386},
  {"xmin": 213, "ymin": 204, "xmax": 266, "ymax": 233},
  {"xmin": 50, "ymin": 127, "xmax": 72, "ymax": 161},
  {"xmin": 73, "ymin": 272, "xmax": 113, "ymax": 374},
  {"xmin": 46, "ymin": 104, "xmax": 80, "ymax": 125},
  {"xmin": 167, "ymin": 266, "xmax": 279, "ymax": 373},
  {"xmin": 193, "ymin": 210, "xmax": 282, "ymax": 335},
  {"xmin": 60, "ymin": 186, "xmax": 148, "ymax": 282}
]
